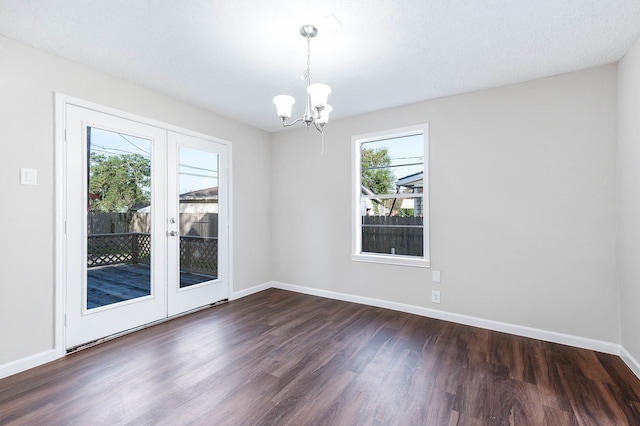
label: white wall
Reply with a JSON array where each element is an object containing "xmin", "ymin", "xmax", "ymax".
[
  {"xmin": 272, "ymin": 65, "xmax": 619, "ymax": 343},
  {"xmin": 0, "ymin": 35, "xmax": 272, "ymax": 366},
  {"xmin": 617, "ymin": 35, "xmax": 640, "ymax": 364}
]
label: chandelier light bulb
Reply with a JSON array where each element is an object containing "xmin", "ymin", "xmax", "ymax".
[
  {"xmin": 273, "ymin": 95, "xmax": 295, "ymax": 120},
  {"xmin": 317, "ymin": 104, "xmax": 333, "ymax": 125},
  {"xmin": 307, "ymin": 83, "xmax": 332, "ymax": 110}
]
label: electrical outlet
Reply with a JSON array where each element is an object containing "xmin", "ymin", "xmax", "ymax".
[{"xmin": 431, "ymin": 290, "xmax": 441, "ymax": 304}]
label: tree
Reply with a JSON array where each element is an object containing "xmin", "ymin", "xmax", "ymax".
[
  {"xmin": 361, "ymin": 147, "xmax": 395, "ymax": 194},
  {"xmin": 89, "ymin": 153, "xmax": 151, "ymax": 212}
]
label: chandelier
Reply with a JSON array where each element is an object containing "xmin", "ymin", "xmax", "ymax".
[{"xmin": 273, "ymin": 24, "xmax": 332, "ymax": 134}]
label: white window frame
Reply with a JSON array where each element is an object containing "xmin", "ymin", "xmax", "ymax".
[{"xmin": 351, "ymin": 124, "xmax": 430, "ymax": 268}]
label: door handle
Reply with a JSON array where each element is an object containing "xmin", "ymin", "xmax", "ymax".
[{"xmin": 169, "ymin": 230, "xmax": 178, "ymax": 237}]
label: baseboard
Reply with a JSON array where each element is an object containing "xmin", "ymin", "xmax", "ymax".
[
  {"xmin": 620, "ymin": 346, "xmax": 640, "ymax": 379},
  {"xmin": 4, "ymin": 282, "xmax": 637, "ymax": 381},
  {"xmin": 270, "ymin": 281, "xmax": 621, "ymax": 356},
  {"xmin": 230, "ymin": 281, "xmax": 273, "ymax": 301},
  {"xmin": 0, "ymin": 349, "xmax": 58, "ymax": 380}
]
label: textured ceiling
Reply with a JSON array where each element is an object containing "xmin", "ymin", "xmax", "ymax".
[{"xmin": 1, "ymin": 0, "xmax": 640, "ymax": 132}]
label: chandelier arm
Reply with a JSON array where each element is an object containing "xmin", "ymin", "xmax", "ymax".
[{"xmin": 282, "ymin": 117, "xmax": 304, "ymax": 128}]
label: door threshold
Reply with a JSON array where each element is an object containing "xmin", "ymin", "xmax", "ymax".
[{"xmin": 66, "ymin": 299, "xmax": 229, "ymax": 354}]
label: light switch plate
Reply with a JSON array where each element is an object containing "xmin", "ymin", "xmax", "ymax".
[
  {"xmin": 432, "ymin": 270, "xmax": 441, "ymax": 283},
  {"xmin": 20, "ymin": 168, "xmax": 37, "ymax": 185}
]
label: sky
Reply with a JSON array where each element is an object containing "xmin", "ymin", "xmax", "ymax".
[
  {"xmin": 89, "ymin": 127, "xmax": 218, "ymax": 194},
  {"xmin": 361, "ymin": 133, "xmax": 424, "ymax": 192}
]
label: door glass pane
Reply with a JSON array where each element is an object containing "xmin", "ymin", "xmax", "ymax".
[
  {"xmin": 178, "ymin": 147, "xmax": 219, "ymax": 288},
  {"xmin": 86, "ymin": 127, "xmax": 152, "ymax": 309}
]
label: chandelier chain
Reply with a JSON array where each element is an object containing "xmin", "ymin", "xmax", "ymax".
[{"xmin": 304, "ymin": 36, "xmax": 311, "ymax": 83}]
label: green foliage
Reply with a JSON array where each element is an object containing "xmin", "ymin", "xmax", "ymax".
[
  {"xmin": 398, "ymin": 208, "xmax": 415, "ymax": 217},
  {"xmin": 361, "ymin": 147, "xmax": 395, "ymax": 194},
  {"xmin": 89, "ymin": 153, "xmax": 151, "ymax": 212}
]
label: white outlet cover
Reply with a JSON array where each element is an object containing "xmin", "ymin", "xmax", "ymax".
[
  {"xmin": 431, "ymin": 290, "xmax": 441, "ymax": 304},
  {"xmin": 432, "ymin": 270, "xmax": 441, "ymax": 283},
  {"xmin": 20, "ymin": 168, "xmax": 37, "ymax": 185}
]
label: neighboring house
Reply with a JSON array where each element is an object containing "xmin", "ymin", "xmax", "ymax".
[
  {"xmin": 396, "ymin": 172, "xmax": 424, "ymax": 217},
  {"xmin": 131, "ymin": 187, "xmax": 218, "ymax": 236},
  {"xmin": 135, "ymin": 187, "xmax": 219, "ymax": 214},
  {"xmin": 360, "ymin": 184, "xmax": 389, "ymax": 216},
  {"xmin": 362, "ymin": 173, "xmax": 424, "ymax": 217},
  {"xmin": 177, "ymin": 186, "xmax": 219, "ymax": 214}
]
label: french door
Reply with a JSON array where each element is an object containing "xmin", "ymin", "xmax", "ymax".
[{"xmin": 64, "ymin": 104, "xmax": 229, "ymax": 349}]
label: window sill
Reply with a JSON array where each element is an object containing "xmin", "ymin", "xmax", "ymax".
[{"xmin": 351, "ymin": 253, "xmax": 431, "ymax": 268}]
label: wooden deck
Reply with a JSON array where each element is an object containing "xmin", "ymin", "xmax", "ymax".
[{"xmin": 87, "ymin": 264, "xmax": 216, "ymax": 309}]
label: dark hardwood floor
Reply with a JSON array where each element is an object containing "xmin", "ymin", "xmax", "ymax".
[{"xmin": 1, "ymin": 288, "xmax": 640, "ymax": 425}]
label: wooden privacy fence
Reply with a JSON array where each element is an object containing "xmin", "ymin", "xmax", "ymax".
[
  {"xmin": 361, "ymin": 216, "xmax": 423, "ymax": 256},
  {"xmin": 87, "ymin": 212, "xmax": 218, "ymax": 237},
  {"xmin": 87, "ymin": 233, "xmax": 217, "ymax": 276},
  {"xmin": 88, "ymin": 212, "xmax": 131, "ymax": 234}
]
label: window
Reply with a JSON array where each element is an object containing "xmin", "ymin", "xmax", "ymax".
[{"xmin": 352, "ymin": 124, "xmax": 430, "ymax": 267}]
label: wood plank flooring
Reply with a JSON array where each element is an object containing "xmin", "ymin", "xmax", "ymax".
[{"xmin": 1, "ymin": 288, "xmax": 640, "ymax": 425}]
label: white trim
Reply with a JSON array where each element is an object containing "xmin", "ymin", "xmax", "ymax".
[
  {"xmin": 54, "ymin": 94, "xmax": 67, "ymax": 357},
  {"xmin": 362, "ymin": 193, "xmax": 424, "ymax": 200},
  {"xmin": 55, "ymin": 94, "xmax": 231, "ymax": 146},
  {"xmin": 353, "ymin": 125, "xmax": 428, "ymax": 144},
  {"xmin": 270, "ymin": 281, "xmax": 621, "ymax": 355},
  {"xmin": 5, "ymin": 282, "xmax": 640, "ymax": 381},
  {"xmin": 0, "ymin": 350, "xmax": 58, "ymax": 380},
  {"xmin": 229, "ymin": 282, "xmax": 273, "ymax": 300},
  {"xmin": 621, "ymin": 346, "xmax": 640, "ymax": 380},
  {"xmin": 352, "ymin": 253, "xmax": 430, "ymax": 268},
  {"xmin": 227, "ymin": 146, "xmax": 234, "ymax": 304}
]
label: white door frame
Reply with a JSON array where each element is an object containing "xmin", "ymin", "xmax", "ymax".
[{"xmin": 54, "ymin": 94, "xmax": 233, "ymax": 354}]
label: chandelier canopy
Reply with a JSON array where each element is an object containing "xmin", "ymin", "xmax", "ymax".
[{"xmin": 273, "ymin": 25, "xmax": 332, "ymax": 134}]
